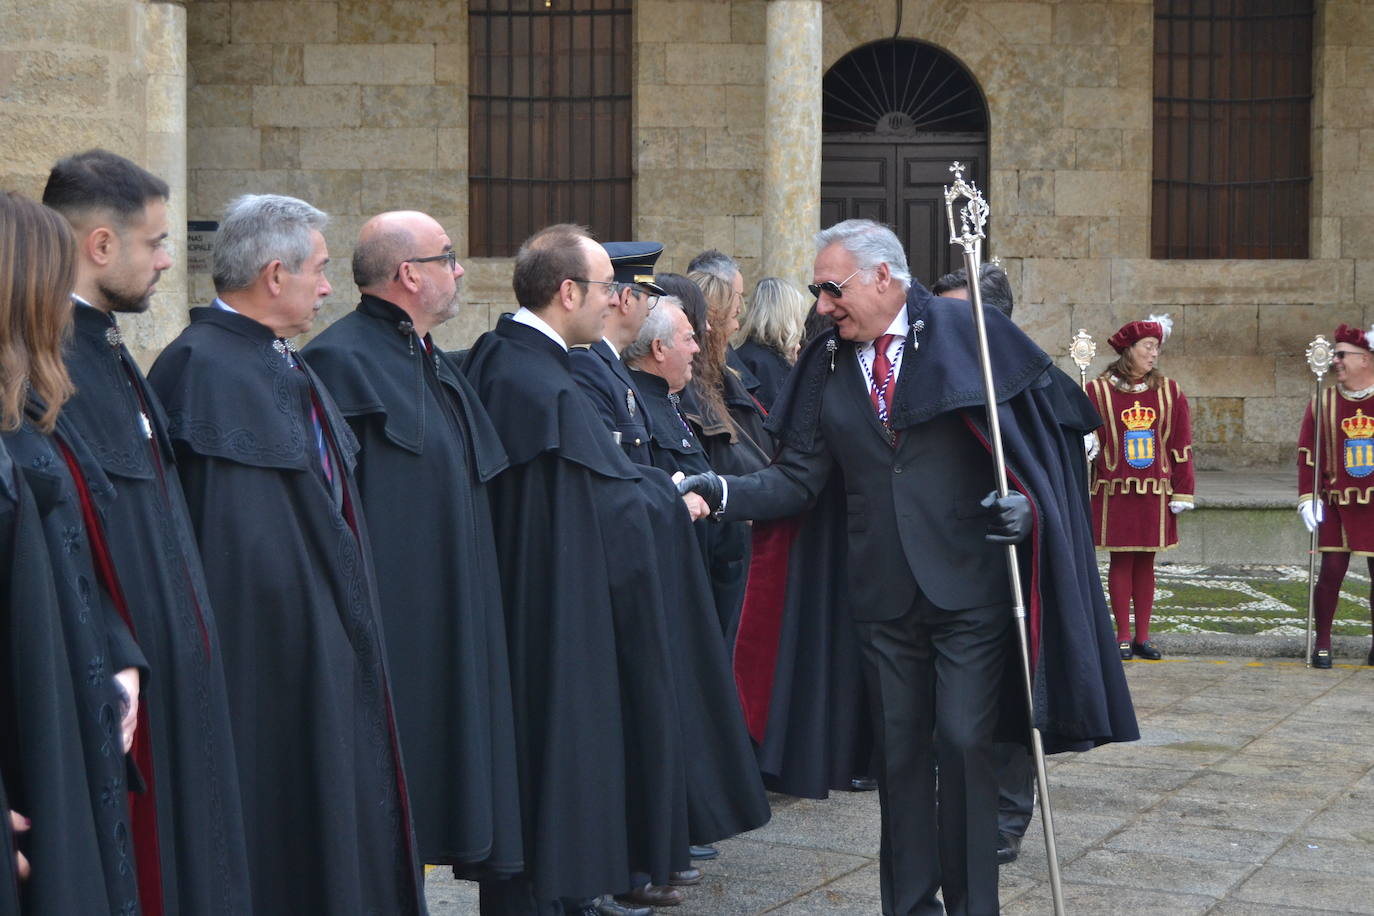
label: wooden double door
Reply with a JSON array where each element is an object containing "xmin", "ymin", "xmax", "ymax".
[{"xmin": 820, "ymin": 137, "xmax": 988, "ymax": 288}]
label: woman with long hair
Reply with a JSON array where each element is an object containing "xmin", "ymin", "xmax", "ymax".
[
  {"xmin": 733, "ymin": 277, "xmax": 807, "ymax": 411},
  {"xmin": 1085, "ymin": 314, "xmax": 1195, "ymax": 661},
  {"xmin": 0, "ymin": 190, "xmax": 146, "ymax": 915}
]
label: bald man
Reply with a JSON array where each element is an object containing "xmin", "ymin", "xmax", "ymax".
[{"xmin": 305, "ymin": 211, "xmax": 523, "ymax": 878}]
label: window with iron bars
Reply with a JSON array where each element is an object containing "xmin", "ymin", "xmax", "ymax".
[
  {"xmin": 1151, "ymin": 0, "xmax": 1314, "ymax": 259},
  {"xmin": 469, "ymin": 0, "xmax": 632, "ymax": 257}
]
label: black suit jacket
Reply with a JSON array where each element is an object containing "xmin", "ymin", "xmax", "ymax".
[
  {"xmin": 724, "ymin": 335, "xmax": 1010, "ymax": 620},
  {"xmin": 570, "ymin": 339, "xmax": 652, "ymax": 464}
]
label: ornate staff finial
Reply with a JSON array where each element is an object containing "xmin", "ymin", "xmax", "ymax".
[
  {"xmin": 944, "ymin": 163, "xmax": 988, "ymax": 265},
  {"xmin": 1306, "ymin": 335, "xmax": 1333, "ymax": 378},
  {"xmin": 1069, "ymin": 329, "xmax": 1096, "ymax": 374}
]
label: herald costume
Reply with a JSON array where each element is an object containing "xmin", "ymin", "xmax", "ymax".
[
  {"xmin": 461, "ymin": 316, "xmax": 767, "ymax": 907},
  {"xmin": 305, "ymin": 295, "xmax": 522, "ymax": 875},
  {"xmin": 62, "ymin": 304, "xmax": 252, "ymax": 914},
  {"xmin": 148, "ymin": 307, "xmax": 424, "ymax": 916}
]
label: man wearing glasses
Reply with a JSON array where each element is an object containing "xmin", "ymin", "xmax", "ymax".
[
  {"xmin": 680, "ymin": 219, "xmax": 1137, "ymax": 916},
  {"xmin": 570, "ymin": 241, "xmax": 666, "ymax": 465},
  {"xmin": 1298, "ymin": 323, "xmax": 1374, "ymax": 668},
  {"xmin": 305, "ymin": 210, "xmax": 523, "ymax": 879}
]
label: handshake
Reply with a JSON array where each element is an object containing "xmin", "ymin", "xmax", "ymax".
[{"xmin": 675, "ymin": 472, "xmax": 1034, "ymax": 544}]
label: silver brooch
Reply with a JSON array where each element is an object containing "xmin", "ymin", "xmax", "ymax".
[
  {"xmin": 272, "ymin": 338, "xmax": 297, "ymax": 358},
  {"xmin": 912, "ymin": 319, "xmax": 925, "ymax": 333},
  {"xmin": 398, "ymin": 320, "xmax": 414, "ymax": 336},
  {"xmin": 826, "ymin": 338, "xmax": 838, "ymax": 372},
  {"xmin": 105, "ymin": 325, "xmax": 123, "ymax": 349},
  {"xmin": 626, "ymin": 389, "xmax": 637, "ymax": 416}
]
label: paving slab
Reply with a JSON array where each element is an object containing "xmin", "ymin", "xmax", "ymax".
[{"xmin": 423, "ymin": 658, "xmax": 1374, "ymax": 914}]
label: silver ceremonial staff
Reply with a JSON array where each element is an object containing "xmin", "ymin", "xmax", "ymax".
[
  {"xmin": 1069, "ymin": 330, "xmax": 1095, "ymax": 390},
  {"xmin": 943, "ymin": 162, "xmax": 1066, "ymax": 916},
  {"xmin": 1305, "ymin": 335, "xmax": 1333, "ymax": 667}
]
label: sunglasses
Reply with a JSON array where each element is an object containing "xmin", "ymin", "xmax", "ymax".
[{"xmin": 808, "ymin": 268, "xmax": 865, "ymax": 300}]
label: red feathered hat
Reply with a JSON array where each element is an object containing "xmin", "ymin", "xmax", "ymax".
[
  {"xmin": 1108, "ymin": 313, "xmax": 1173, "ymax": 353},
  {"xmin": 1334, "ymin": 323, "xmax": 1372, "ymax": 351}
]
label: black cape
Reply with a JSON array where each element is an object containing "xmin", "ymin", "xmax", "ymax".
[
  {"xmin": 63, "ymin": 305, "xmax": 252, "ymax": 914},
  {"xmin": 0, "ymin": 771, "xmax": 17, "ymax": 916},
  {"xmin": 305, "ymin": 296, "xmax": 522, "ymax": 874},
  {"xmin": 764, "ymin": 285, "xmax": 1139, "ymax": 755},
  {"xmin": 1, "ymin": 413, "xmax": 145, "ymax": 916},
  {"xmin": 148, "ymin": 307, "xmax": 425, "ymax": 916},
  {"xmin": 733, "ymin": 341, "xmax": 792, "ymax": 412},
  {"xmin": 462, "ymin": 318, "xmax": 767, "ymax": 899}
]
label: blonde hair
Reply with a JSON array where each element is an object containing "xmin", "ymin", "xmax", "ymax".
[
  {"xmin": 0, "ymin": 191, "xmax": 77, "ymax": 432},
  {"xmin": 736, "ymin": 277, "xmax": 807, "ymax": 359}
]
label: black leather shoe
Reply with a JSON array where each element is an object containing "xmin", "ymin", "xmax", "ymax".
[
  {"xmin": 668, "ymin": 868, "xmax": 701, "ymax": 887},
  {"xmin": 1131, "ymin": 640, "xmax": 1162, "ymax": 660},
  {"xmin": 849, "ymin": 776, "xmax": 878, "ymax": 791},
  {"xmin": 689, "ymin": 845, "xmax": 718, "ymax": 860},
  {"xmin": 616, "ymin": 884, "xmax": 684, "ymax": 908},
  {"xmin": 596, "ymin": 896, "xmax": 651, "ymax": 916},
  {"xmin": 996, "ymin": 831, "xmax": 1022, "ymax": 865},
  {"xmin": 1312, "ymin": 648, "xmax": 1333, "ymax": 669},
  {"xmin": 1118, "ymin": 641, "xmax": 1132, "ymax": 660}
]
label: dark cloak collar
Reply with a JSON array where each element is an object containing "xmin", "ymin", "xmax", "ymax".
[
  {"xmin": 304, "ymin": 295, "xmax": 508, "ymax": 482},
  {"xmin": 766, "ymin": 281, "xmax": 1053, "ymax": 449}
]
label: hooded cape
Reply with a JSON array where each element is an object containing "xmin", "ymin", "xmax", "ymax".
[
  {"xmin": 147, "ymin": 307, "xmax": 424, "ymax": 916},
  {"xmin": 305, "ymin": 296, "xmax": 521, "ymax": 874}
]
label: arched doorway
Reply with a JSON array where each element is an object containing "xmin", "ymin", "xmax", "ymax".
[{"xmin": 821, "ymin": 40, "xmax": 989, "ymax": 285}]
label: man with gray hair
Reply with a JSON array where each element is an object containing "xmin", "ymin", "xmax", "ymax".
[
  {"xmin": 679, "ymin": 218, "xmax": 1137, "ymax": 916},
  {"xmin": 148, "ymin": 194, "xmax": 425, "ymax": 916}
]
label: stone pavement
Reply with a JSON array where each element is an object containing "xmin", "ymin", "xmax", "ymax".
[{"xmin": 424, "ymin": 656, "xmax": 1374, "ymax": 915}]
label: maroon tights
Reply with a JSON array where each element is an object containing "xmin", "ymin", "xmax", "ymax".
[
  {"xmin": 1108, "ymin": 551, "xmax": 1156, "ymax": 643},
  {"xmin": 1312, "ymin": 553, "xmax": 1374, "ymax": 650}
]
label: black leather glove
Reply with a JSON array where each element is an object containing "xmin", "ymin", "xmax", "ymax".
[
  {"xmin": 676, "ymin": 471, "xmax": 724, "ymax": 514},
  {"xmin": 981, "ymin": 490, "xmax": 1031, "ymax": 544}
]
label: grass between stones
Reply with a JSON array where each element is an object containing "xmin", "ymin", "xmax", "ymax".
[{"xmin": 1103, "ymin": 562, "xmax": 1372, "ymax": 637}]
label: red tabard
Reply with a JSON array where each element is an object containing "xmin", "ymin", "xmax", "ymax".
[
  {"xmin": 1086, "ymin": 375, "xmax": 1195, "ymax": 551},
  {"xmin": 1297, "ymin": 386, "xmax": 1374, "ymax": 554}
]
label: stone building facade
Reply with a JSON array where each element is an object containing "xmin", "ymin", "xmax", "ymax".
[{"xmin": 2, "ymin": 0, "xmax": 1372, "ymax": 469}]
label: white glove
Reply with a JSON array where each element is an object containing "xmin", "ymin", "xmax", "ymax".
[
  {"xmin": 1084, "ymin": 432, "xmax": 1100, "ymax": 462},
  {"xmin": 1299, "ymin": 499, "xmax": 1324, "ymax": 533},
  {"xmin": 1168, "ymin": 501, "xmax": 1193, "ymax": 515}
]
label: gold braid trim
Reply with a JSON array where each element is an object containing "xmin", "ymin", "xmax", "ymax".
[{"xmin": 1091, "ymin": 477, "xmax": 1175, "ymax": 496}]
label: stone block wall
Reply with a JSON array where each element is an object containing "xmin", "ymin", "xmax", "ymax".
[
  {"xmin": 186, "ymin": 0, "xmax": 501, "ymax": 350},
  {"xmin": 1, "ymin": 0, "xmax": 188, "ymax": 367},
  {"xmin": 822, "ymin": 0, "xmax": 1374, "ymax": 470}
]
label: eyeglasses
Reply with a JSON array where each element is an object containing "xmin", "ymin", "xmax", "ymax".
[
  {"xmin": 1333, "ymin": 350, "xmax": 1367, "ymax": 361},
  {"xmin": 570, "ymin": 278, "xmax": 623, "ymax": 296},
  {"xmin": 627, "ymin": 286, "xmax": 661, "ymax": 310},
  {"xmin": 397, "ymin": 251, "xmax": 458, "ymax": 276},
  {"xmin": 808, "ymin": 268, "xmax": 865, "ymax": 300}
]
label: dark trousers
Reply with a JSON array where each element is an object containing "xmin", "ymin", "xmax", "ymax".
[
  {"xmin": 994, "ymin": 741, "xmax": 1035, "ymax": 837},
  {"xmin": 856, "ymin": 595, "xmax": 1010, "ymax": 916}
]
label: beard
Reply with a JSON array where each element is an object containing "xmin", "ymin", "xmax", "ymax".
[{"xmin": 98, "ymin": 277, "xmax": 155, "ymax": 314}]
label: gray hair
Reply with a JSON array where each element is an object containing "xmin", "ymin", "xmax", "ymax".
[
  {"xmin": 623, "ymin": 296, "xmax": 683, "ymax": 366},
  {"xmin": 686, "ymin": 248, "xmax": 740, "ymax": 284},
  {"xmin": 814, "ymin": 219, "xmax": 912, "ymax": 291},
  {"xmin": 213, "ymin": 194, "xmax": 328, "ymax": 293}
]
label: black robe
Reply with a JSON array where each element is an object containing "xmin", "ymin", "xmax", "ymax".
[
  {"xmin": 761, "ymin": 288, "xmax": 1139, "ymax": 754},
  {"xmin": 462, "ymin": 318, "xmax": 768, "ymax": 900},
  {"xmin": 1, "ymin": 413, "xmax": 145, "ymax": 916},
  {"xmin": 147, "ymin": 307, "xmax": 424, "ymax": 916},
  {"xmin": 305, "ymin": 296, "xmax": 522, "ymax": 875},
  {"xmin": 0, "ymin": 772, "xmax": 17, "ymax": 916},
  {"xmin": 63, "ymin": 305, "xmax": 252, "ymax": 914},
  {"xmin": 734, "ymin": 340, "xmax": 792, "ymax": 412}
]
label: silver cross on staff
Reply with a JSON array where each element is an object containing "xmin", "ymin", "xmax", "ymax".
[{"xmin": 944, "ymin": 161, "xmax": 989, "ymax": 269}]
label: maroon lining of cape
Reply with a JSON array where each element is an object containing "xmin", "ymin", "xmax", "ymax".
[
  {"xmin": 960, "ymin": 415, "xmax": 1043, "ymax": 668},
  {"xmin": 731, "ymin": 518, "xmax": 802, "ymax": 743},
  {"xmin": 55, "ymin": 437, "xmax": 164, "ymax": 916}
]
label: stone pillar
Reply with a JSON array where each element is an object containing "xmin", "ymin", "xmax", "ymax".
[
  {"xmin": 762, "ymin": 0, "xmax": 822, "ymax": 286},
  {"xmin": 129, "ymin": 0, "xmax": 188, "ymax": 367}
]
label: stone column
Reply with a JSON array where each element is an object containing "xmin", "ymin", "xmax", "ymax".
[
  {"xmin": 762, "ymin": 0, "xmax": 822, "ymax": 286},
  {"xmin": 129, "ymin": 0, "xmax": 188, "ymax": 368}
]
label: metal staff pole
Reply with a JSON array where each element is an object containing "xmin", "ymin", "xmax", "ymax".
[
  {"xmin": 1304, "ymin": 335, "xmax": 1333, "ymax": 667},
  {"xmin": 944, "ymin": 162, "xmax": 1066, "ymax": 916},
  {"xmin": 1070, "ymin": 330, "xmax": 1098, "ymax": 486}
]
